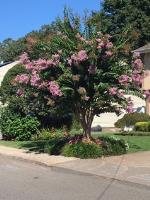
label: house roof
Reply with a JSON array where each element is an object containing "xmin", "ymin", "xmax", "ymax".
[{"xmin": 133, "ymin": 43, "xmax": 150, "ymax": 54}]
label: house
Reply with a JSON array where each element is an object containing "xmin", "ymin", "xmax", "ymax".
[{"xmin": 133, "ymin": 44, "xmax": 150, "ymax": 115}]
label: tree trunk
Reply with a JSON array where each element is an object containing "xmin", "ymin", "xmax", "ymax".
[
  {"xmin": 80, "ymin": 111, "xmax": 94, "ymax": 139},
  {"xmin": 75, "ymin": 106, "xmax": 94, "ymax": 139}
]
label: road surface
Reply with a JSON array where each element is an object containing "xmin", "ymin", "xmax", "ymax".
[{"xmin": 0, "ymin": 155, "xmax": 149, "ymax": 200}]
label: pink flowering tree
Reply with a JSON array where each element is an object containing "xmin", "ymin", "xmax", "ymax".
[{"xmin": 15, "ymin": 31, "xmax": 146, "ymax": 139}]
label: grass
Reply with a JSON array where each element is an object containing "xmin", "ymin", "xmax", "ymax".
[{"xmin": 0, "ymin": 132, "xmax": 150, "ymax": 154}]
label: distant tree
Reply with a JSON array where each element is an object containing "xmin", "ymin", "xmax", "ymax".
[{"xmin": 90, "ymin": 0, "xmax": 150, "ymax": 52}]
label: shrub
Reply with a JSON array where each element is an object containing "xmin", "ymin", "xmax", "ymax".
[
  {"xmin": 115, "ymin": 113, "xmax": 150, "ymax": 128},
  {"xmin": 62, "ymin": 142, "xmax": 103, "ymax": 159},
  {"xmin": 0, "ymin": 64, "xmax": 27, "ymax": 103},
  {"xmin": 31, "ymin": 127, "xmax": 70, "ymax": 141},
  {"xmin": 0, "ymin": 109, "xmax": 40, "ymax": 141},
  {"xmin": 134, "ymin": 122, "xmax": 150, "ymax": 132},
  {"xmin": 99, "ymin": 136, "xmax": 129, "ymax": 155}
]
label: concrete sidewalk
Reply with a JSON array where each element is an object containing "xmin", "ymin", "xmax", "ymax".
[
  {"xmin": 0, "ymin": 145, "xmax": 150, "ymax": 187},
  {"xmin": 56, "ymin": 151, "xmax": 150, "ymax": 187}
]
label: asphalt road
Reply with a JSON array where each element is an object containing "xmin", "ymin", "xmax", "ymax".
[{"xmin": 0, "ymin": 155, "xmax": 150, "ymax": 200}]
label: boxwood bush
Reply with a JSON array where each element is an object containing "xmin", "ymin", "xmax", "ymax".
[
  {"xmin": 115, "ymin": 113, "xmax": 150, "ymax": 128},
  {"xmin": 134, "ymin": 122, "xmax": 150, "ymax": 132}
]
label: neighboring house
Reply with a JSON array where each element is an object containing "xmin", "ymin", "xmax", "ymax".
[{"xmin": 133, "ymin": 44, "xmax": 150, "ymax": 115}]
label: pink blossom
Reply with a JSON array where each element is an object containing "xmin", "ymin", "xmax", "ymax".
[
  {"xmin": 126, "ymin": 97, "xmax": 134, "ymax": 113},
  {"xmin": 109, "ymin": 87, "xmax": 117, "ymax": 95},
  {"xmin": 132, "ymin": 74, "xmax": 142, "ymax": 86},
  {"xmin": 19, "ymin": 53, "xmax": 30, "ymax": 65},
  {"xmin": 133, "ymin": 59, "xmax": 144, "ymax": 70},
  {"xmin": 25, "ymin": 62, "xmax": 35, "ymax": 71},
  {"xmin": 15, "ymin": 74, "xmax": 29, "ymax": 84},
  {"xmin": 119, "ymin": 75, "xmax": 130, "ymax": 86},
  {"xmin": 105, "ymin": 51, "xmax": 113, "ymax": 57},
  {"xmin": 106, "ymin": 42, "xmax": 113, "ymax": 49},
  {"xmin": 30, "ymin": 73, "xmax": 41, "ymax": 87},
  {"xmin": 77, "ymin": 50, "xmax": 88, "ymax": 62},
  {"xmin": 17, "ymin": 88, "xmax": 24, "ymax": 97},
  {"xmin": 34, "ymin": 59, "xmax": 48, "ymax": 71},
  {"xmin": 48, "ymin": 81, "xmax": 63, "ymax": 97}
]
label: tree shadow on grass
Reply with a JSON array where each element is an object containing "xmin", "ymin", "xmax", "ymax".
[{"xmin": 20, "ymin": 141, "xmax": 48, "ymax": 154}]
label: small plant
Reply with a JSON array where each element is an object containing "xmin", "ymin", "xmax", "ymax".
[{"xmin": 99, "ymin": 135, "xmax": 129, "ymax": 155}]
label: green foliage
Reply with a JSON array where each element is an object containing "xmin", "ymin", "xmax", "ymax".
[
  {"xmin": 102, "ymin": 0, "xmax": 150, "ymax": 49},
  {"xmin": 99, "ymin": 135, "xmax": 128, "ymax": 155},
  {"xmin": 134, "ymin": 122, "xmax": 150, "ymax": 132},
  {"xmin": 0, "ymin": 64, "xmax": 27, "ymax": 103},
  {"xmin": 62, "ymin": 142, "xmax": 103, "ymax": 159},
  {"xmin": 0, "ymin": 109, "xmax": 40, "ymax": 141},
  {"xmin": 115, "ymin": 113, "xmax": 150, "ymax": 128},
  {"xmin": 0, "ymin": 38, "xmax": 27, "ymax": 62}
]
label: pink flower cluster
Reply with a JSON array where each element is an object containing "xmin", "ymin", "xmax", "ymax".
[
  {"xmin": 70, "ymin": 50, "xmax": 88, "ymax": 64},
  {"xmin": 126, "ymin": 97, "xmax": 134, "ymax": 113},
  {"xmin": 109, "ymin": 87, "xmax": 117, "ymax": 95},
  {"xmin": 132, "ymin": 57, "xmax": 144, "ymax": 86},
  {"xmin": 20, "ymin": 53, "xmax": 61, "ymax": 73},
  {"xmin": 30, "ymin": 73, "xmax": 41, "ymax": 87},
  {"xmin": 48, "ymin": 81, "xmax": 63, "ymax": 97},
  {"xmin": 119, "ymin": 75, "xmax": 130, "ymax": 86},
  {"xmin": 19, "ymin": 53, "xmax": 30, "ymax": 65},
  {"xmin": 108, "ymin": 88, "xmax": 125, "ymax": 98},
  {"xmin": 15, "ymin": 74, "xmax": 29, "ymax": 84}
]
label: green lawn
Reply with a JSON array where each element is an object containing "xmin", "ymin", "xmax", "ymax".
[{"xmin": 0, "ymin": 133, "xmax": 150, "ymax": 154}]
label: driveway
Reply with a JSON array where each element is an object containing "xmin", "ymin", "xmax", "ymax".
[{"xmin": 0, "ymin": 155, "xmax": 150, "ymax": 200}]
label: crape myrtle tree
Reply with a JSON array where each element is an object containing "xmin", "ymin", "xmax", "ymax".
[{"xmin": 14, "ymin": 28, "xmax": 147, "ymax": 139}]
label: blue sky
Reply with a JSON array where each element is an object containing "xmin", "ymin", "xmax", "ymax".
[{"xmin": 0, "ymin": 0, "xmax": 102, "ymax": 42}]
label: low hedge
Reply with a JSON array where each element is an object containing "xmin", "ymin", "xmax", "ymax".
[
  {"xmin": 62, "ymin": 142, "xmax": 103, "ymax": 159},
  {"xmin": 115, "ymin": 132, "xmax": 150, "ymax": 136},
  {"xmin": 134, "ymin": 122, "xmax": 150, "ymax": 132},
  {"xmin": 99, "ymin": 135, "xmax": 129, "ymax": 155}
]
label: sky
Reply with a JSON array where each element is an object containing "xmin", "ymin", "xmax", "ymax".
[{"xmin": 0, "ymin": 0, "xmax": 102, "ymax": 42}]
